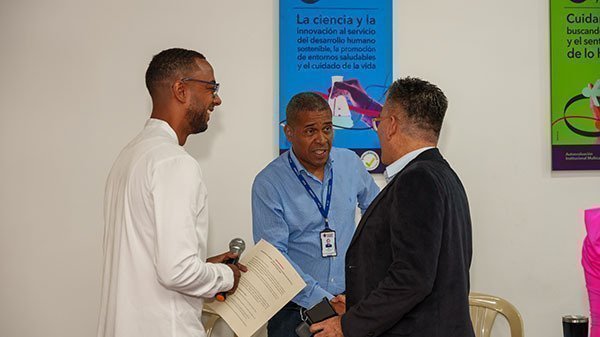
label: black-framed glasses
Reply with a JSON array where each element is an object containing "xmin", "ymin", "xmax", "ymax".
[{"xmin": 181, "ymin": 77, "xmax": 220, "ymax": 98}]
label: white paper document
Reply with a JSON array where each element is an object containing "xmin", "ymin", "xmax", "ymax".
[{"xmin": 205, "ymin": 239, "xmax": 306, "ymax": 337}]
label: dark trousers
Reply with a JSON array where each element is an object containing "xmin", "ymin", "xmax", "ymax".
[{"xmin": 267, "ymin": 302, "xmax": 304, "ymax": 337}]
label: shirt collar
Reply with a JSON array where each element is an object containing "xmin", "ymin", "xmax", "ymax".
[
  {"xmin": 384, "ymin": 147, "xmax": 434, "ymax": 183},
  {"xmin": 146, "ymin": 118, "xmax": 178, "ymax": 143},
  {"xmin": 288, "ymin": 148, "xmax": 334, "ymax": 175}
]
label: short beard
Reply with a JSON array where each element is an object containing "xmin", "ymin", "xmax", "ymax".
[{"xmin": 186, "ymin": 105, "xmax": 208, "ymax": 134}]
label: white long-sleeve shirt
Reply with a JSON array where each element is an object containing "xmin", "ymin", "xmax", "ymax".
[{"xmin": 97, "ymin": 118, "xmax": 234, "ymax": 337}]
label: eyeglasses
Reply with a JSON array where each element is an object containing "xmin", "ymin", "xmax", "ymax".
[
  {"xmin": 371, "ymin": 116, "xmax": 392, "ymax": 131},
  {"xmin": 181, "ymin": 77, "xmax": 220, "ymax": 98}
]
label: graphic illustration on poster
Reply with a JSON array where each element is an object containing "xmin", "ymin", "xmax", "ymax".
[
  {"xmin": 552, "ymin": 80, "xmax": 600, "ymax": 138},
  {"xmin": 279, "ymin": 76, "xmax": 385, "ymax": 131}
]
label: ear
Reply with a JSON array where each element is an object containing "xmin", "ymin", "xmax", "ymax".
[
  {"xmin": 386, "ymin": 115, "xmax": 398, "ymax": 140},
  {"xmin": 284, "ymin": 124, "xmax": 294, "ymax": 143},
  {"xmin": 172, "ymin": 80, "xmax": 187, "ymax": 104}
]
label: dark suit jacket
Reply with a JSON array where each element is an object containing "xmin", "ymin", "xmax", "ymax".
[{"xmin": 341, "ymin": 148, "xmax": 474, "ymax": 337}]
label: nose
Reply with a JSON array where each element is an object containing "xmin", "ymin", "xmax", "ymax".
[
  {"xmin": 213, "ymin": 93, "xmax": 222, "ymax": 106},
  {"xmin": 315, "ymin": 130, "xmax": 327, "ymax": 144}
]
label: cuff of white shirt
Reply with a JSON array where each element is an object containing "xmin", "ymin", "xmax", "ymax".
[{"xmin": 210, "ymin": 263, "xmax": 235, "ymax": 296}]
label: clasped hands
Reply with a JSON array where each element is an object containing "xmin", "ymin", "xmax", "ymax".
[{"xmin": 309, "ymin": 294, "xmax": 345, "ymax": 337}]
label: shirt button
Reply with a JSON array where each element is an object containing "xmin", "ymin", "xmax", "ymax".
[{"xmin": 331, "ymin": 278, "xmax": 335, "ymax": 282}]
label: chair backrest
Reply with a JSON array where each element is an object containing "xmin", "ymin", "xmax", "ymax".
[{"xmin": 469, "ymin": 292, "xmax": 524, "ymax": 337}]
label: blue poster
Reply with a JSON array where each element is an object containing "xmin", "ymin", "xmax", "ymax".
[{"xmin": 279, "ymin": 0, "xmax": 393, "ymax": 173}]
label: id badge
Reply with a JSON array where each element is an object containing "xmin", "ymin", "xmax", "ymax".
[{"xmin": 320, "ymin": 229, "xmax": 337, "ymax": 257}]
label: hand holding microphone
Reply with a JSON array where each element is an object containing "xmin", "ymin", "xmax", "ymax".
[{"xmin": 207, "ymin": 238, "xmax": 247, "ymax": 301}]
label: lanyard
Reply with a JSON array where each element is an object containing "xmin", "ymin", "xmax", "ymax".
[{"xmin": 288, "ymin": 152, "xmax": 333, "ymax": 229}]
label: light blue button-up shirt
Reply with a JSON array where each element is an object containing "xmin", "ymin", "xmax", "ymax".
[{"xmin": 252, "ymin": 147, "xmax": 380, "ymax": 308}]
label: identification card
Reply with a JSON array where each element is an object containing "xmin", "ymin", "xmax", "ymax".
[{"xmin": 320, "ymin": 229, "xmax": 337, "ymax": 257}]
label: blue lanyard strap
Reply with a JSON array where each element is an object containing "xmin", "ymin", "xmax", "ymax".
[{"xmin": 288, "ymin": 152, "xmax": 333, "ymax": 228}]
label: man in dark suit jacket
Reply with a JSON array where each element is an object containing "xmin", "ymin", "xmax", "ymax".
[{"xmin": 311, "ymin": 77, "xmax": 475, "ymax": 337}]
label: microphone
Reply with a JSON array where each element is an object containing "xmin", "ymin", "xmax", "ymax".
[{"xmin": 216, "ymin": 238, "xmax": 246, "ymax": 302}]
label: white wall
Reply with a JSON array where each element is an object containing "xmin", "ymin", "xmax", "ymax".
[{"xmin": 0, "ymin": 1, "xmax": 597, "ymax": 337}]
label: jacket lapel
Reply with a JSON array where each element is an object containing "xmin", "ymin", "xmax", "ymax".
[{"xmin": 349, "ymin": 181, "xmax": 391, "ymax": 248}]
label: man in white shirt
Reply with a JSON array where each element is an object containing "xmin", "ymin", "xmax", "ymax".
[{"xmin": 97, "ymin": 48, "xmax": 246, "ymax": 337}]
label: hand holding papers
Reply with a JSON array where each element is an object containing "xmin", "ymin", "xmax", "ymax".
[{"xmin": 206, "ymin": 240, "xmax": 306, "ymax": 337}]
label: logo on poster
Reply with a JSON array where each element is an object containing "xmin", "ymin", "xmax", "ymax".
[
  {"xmin": 360, "ymin": 150, "xmax": 380, "ymax": 172},
  {"xmin": 570, "ymin": 0, "xmax": 586, "ymax": 3},
  {"xmin": 301, "ymin": 0, "xmax": 320, "ymax": 3}
]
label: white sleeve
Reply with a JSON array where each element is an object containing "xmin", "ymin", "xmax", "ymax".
[{"xmin": 150, "ymin": 155, "xmax": 234, "ymax": 298}]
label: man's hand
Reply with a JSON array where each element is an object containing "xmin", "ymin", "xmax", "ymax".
[
  {"xmin": 310, "ymin": 315, "xmax": 344, "ymax": 337},
  {"xmin": 207, "ymin": 251, "xmax": 237, "ymax": 264},
  {"xmin": 330, "ymin": 295, "xmax": 346, "ymax": 315}
]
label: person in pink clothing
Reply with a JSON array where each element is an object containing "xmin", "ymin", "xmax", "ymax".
[{"xmin": 583, "ymin": 207, "xmax": 600, "ymax": 337}]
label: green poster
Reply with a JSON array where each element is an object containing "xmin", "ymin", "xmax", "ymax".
[{"xmin": 550, "ymin": 0, "xmax": 600, "ymax": 170}]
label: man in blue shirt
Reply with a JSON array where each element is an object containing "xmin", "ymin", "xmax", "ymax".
[{"xmin": 252, "ymin": 92, "xmax": 380, "ymax": 337}]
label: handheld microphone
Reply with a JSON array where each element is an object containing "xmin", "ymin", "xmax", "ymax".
[{"xmin": 216, "ymin": 238, "xmax": 246, "ymax": 302}]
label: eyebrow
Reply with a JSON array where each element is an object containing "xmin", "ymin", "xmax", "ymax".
[{"xmin": 303, "ymin": 121, "xmax": 333, "ymax": 128}]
